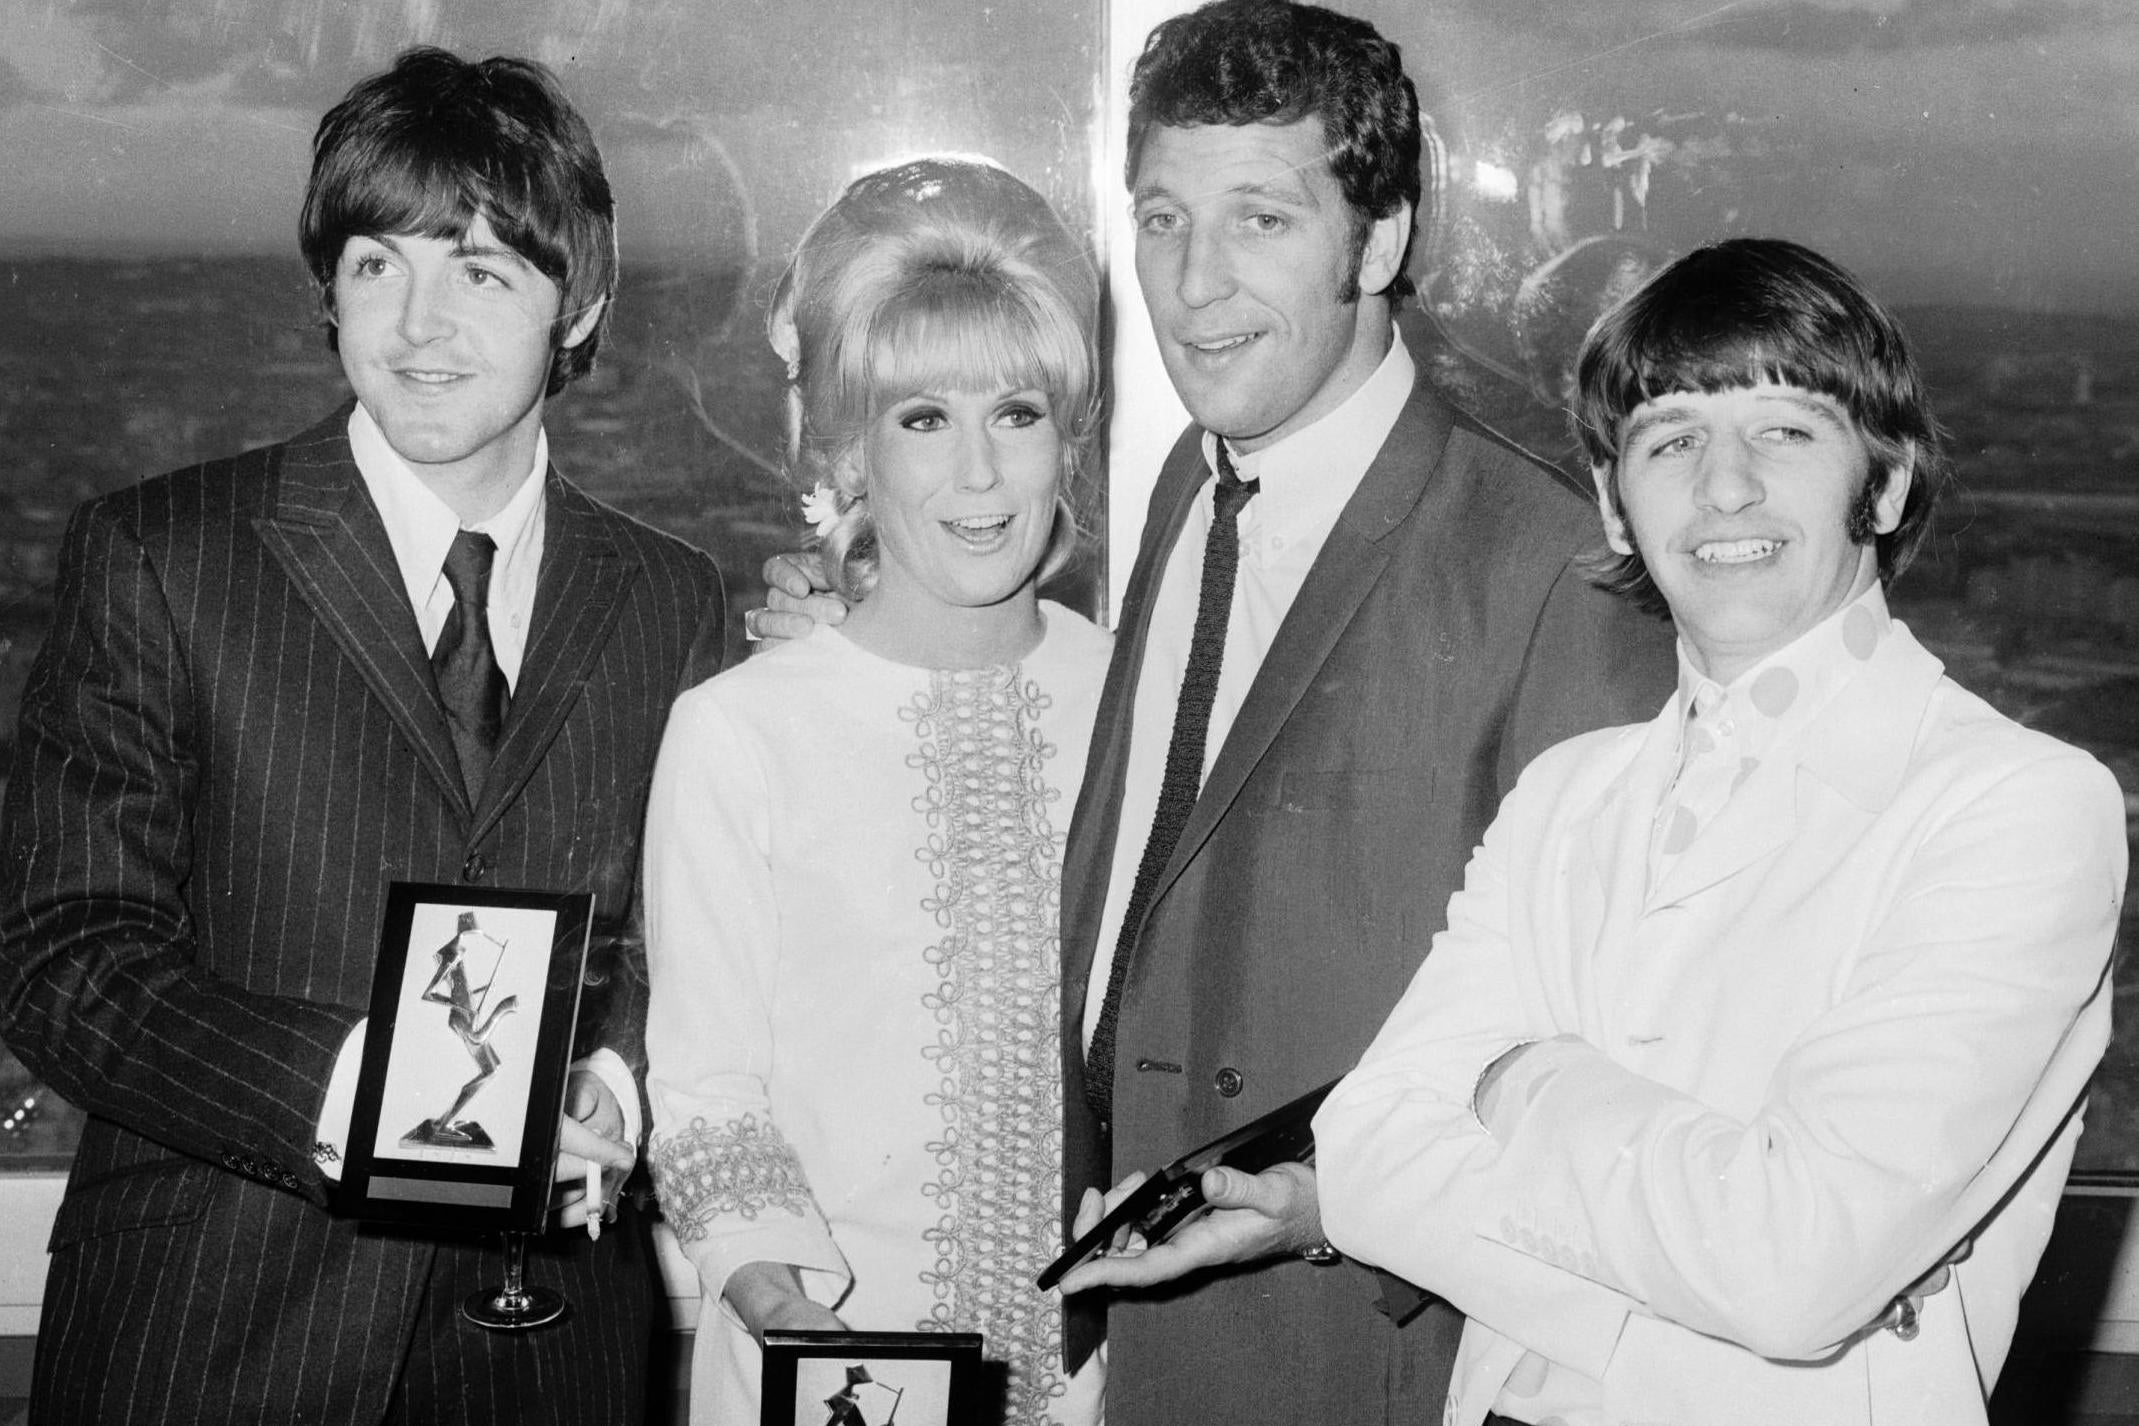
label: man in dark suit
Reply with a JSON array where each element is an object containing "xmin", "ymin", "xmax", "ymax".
[
  {"xmin": 1042, "ymin": 2, "xmax": 1674, "ymax": 1422},
  {"xmin": 755, "ymin": 2, "xmax": 1670, "ymax": 1417},
  {"xmin": 0, "ymin": 48, "xmax": 723, "ymax": 1425}
]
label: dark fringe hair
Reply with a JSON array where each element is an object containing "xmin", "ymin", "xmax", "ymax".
[
  {"xmin": 1573, "ymin": 237, "xmax": 1949, "ymax": 614},
  {"xmin": 299, "ymin": 47, "xmax": 618, "ymax": 396},
  {"xmin": 1126, "ymin": 0, "xmax": 1422, "ymax": 303}
]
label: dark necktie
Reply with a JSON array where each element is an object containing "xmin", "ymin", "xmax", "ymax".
[
  {"xmin": 1085, "ymin": 443, "xmax": 1259, "ymax": 1121},
  {"xmin": 433, "ymin": 530, "xmax": 509, "ymax": 802}
]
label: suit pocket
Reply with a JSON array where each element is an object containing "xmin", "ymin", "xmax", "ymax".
[{"xmin": 49, "ymin": 1155, "xmax": 217, "ymax": 1252}]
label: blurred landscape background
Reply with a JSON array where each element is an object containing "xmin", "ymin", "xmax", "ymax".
[
  {"xmin": 0, "ymin": 0, "xmax": 1103, "ymax": 1169},
  {"xmin": 0, "ymin": 0, "xmax": 2133, "ymax": 1182}
]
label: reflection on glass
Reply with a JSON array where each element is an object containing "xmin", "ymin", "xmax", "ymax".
[
  {"xmin": 0, "ymin": 1047, "xmax": 84, "ymax": 1170},
  {"xmin": 1349, "ymin": 0, "xmax": 2139, "ymax": 1176},
  {"xmin": 0, "ymin": 0, "xmax": 1101, "ymax": 1173}
]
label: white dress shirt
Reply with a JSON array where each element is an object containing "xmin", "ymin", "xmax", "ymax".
[
  {"xmin": 1082, "ymin": 334, "xmax": 1415, "ymax": 1045},
  {"xmin": 346, "ymin": 402, "xmax": 546, "ymax": 689}
]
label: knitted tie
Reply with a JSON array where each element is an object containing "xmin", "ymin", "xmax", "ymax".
[
  {"xmin": 1085, "ymin": 444, "xmax": 1259, "ymax": 1121},
  {"xmin": 433, "ymin": 530, "xmax": 509, "ymax": 802}
]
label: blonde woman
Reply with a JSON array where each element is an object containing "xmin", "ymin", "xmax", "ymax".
[{"xmin": 645, "ymin": 158, "xmax": 1108, "ymax": 1426}]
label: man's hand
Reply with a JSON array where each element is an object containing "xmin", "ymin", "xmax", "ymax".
[
  {"xmin": 748, "ymin": 551, "xmax": 848, "ymax": 644},
  {"xmin": 1872, "ymin": 1254, "xmax": 1961, "ymax": 1341},
  {"xmin": 552, "ymin": 1069, "xmax": 634, "ymax": 1230},
  {"xmin": 1054, "ymin": 1160, "xmax": 1324, "ymax": 1294}
]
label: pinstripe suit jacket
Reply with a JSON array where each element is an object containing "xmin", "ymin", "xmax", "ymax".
[{"xmin": 0, "ymin": 409, "xmax": 725, "ymax": 1423}]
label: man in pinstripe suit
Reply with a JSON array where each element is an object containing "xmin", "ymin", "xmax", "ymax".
[{"xmin": 0, "ymin": 49, "xmax": 724, "ymax": 1424}]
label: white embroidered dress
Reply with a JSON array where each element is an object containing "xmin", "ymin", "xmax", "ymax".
[{"xmin": 646, "ymin": 602, "xmax": 1110, "ymax": 1426}]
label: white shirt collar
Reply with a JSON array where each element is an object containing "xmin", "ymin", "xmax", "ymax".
[
  {"xmin": 1672, "ymin": 581, "xmax": 1895, "ymax": 764},
  {"xmin": 1202, "ymin": 331, "xmax": 1415, "ymax": 523},
  {"xmin": 347, "ymin": 402, "xmax": 547, "ymax": 619}
]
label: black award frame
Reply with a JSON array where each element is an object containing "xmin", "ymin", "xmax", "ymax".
[
  {"xmin": 339, "ymin": 880, "xmax": 593, "ymax": 1233},
  {"xmin": 760, "ymin": 1330, "xmax": 983, "ymax": 1426}
]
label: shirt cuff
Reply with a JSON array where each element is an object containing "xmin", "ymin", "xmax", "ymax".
[
  {"xmin": 314, "ymin": 1019, "xmax": 368, "ymax": 1182},
  {"xmin": 320, "ymin": 1034, "xmax": 639, "ymax": 1181}
]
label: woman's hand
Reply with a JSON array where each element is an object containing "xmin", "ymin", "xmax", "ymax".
[{"xmin": 723, "ymin": 1260, "xmax": 847, "ymax": 1342}]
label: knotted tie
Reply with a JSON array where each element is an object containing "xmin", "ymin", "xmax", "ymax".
[
  {"xmin": 1086, "ymin": 444, "xmax": 1259, "ymax": 1120},
  {"xmin": 433, "ymin": 530, "xmax": 509, "ymax": 802},
  {"xmin": 1649, "ymin": 684, "xmax": 1736, "ymax": 890}
]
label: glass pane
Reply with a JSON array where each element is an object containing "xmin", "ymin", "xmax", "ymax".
[
  {"xmin": 1345, "ymin": 0, "xmax": 2139, "ymax": 1175},
  {"xmin": 0, "ymin": 0, "xmax": 1102, "ymax": 1170},
  {"xmin": 0, "ymin": 1049, "xmax": 82, "ymax": 1171}
]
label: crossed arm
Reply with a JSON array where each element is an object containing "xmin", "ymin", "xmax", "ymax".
[{"xmin": 1315, "ymin": 742, "xmax": 2126, "ymax": 1365}]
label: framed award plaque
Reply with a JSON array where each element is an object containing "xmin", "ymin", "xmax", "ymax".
[{"xmin": 339, "ymin": 881, "xmax": 593, "ymax": 1232}]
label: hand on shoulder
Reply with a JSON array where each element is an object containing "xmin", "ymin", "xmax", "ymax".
[{"xmin": 747, "ymin": 551, "xmax": 848, "ymax": 646}]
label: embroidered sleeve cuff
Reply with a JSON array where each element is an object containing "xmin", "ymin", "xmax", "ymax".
[{"xmin": 650, "ymin": 1111, "xmax": 849, "ymax": 1315}]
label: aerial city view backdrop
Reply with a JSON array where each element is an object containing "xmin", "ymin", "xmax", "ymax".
[{"xmin": 0, "ymin": 0, "xmax": 2132, "ymax": 1170}]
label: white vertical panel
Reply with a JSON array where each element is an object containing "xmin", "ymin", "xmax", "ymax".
[{"xmin": 1101, "ymin": 0, "xmax": 1198, "ymax": 621}]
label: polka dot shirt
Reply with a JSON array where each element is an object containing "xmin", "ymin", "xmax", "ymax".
[{"xmin": 1652, "ymin": 586, "xmax": 1893, "ymax": 880}]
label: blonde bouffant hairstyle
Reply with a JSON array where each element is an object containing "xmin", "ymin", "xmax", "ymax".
[{"xmin": 768, "ymin": 157, "xmax": 1103, "ymax": 601}]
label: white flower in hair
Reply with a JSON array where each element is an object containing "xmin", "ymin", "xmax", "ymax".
[{"xmin": 800, "ymin": 483, "xmax": 844, "ymax": 539}]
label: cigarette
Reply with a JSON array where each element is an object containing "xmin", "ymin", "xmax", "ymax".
[{"xmin": 584, "ymin": 1159, "xmax": 603, "ymax": 1242}]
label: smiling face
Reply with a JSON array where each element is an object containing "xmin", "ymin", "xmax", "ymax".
[
  {"xmin": 852, "ymin": 382, "xmax": 1064, "ymax": 655},
  {"xmin": 1132, "ymin": 118, "xmax": 1408, "ymax": 453},
  {"xmin": 1599, "ymin": 382, "xmax": 1909, "ymax": 683},
  {"xmin": 332, "ymin": 213, "xmax": 601, "ymax": 510}
]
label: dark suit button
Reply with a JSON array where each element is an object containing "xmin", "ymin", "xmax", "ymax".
[
  {"xmin": 1214, "ymin": 1067, "xmax": 1245, "ymax": 1098},
  {"xmin": 461, "ymin": 852, "xmax": 489, "ymax": 883}
]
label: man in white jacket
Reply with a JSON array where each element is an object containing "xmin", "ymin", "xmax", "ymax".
[{"xmin": 1315, "ymin": 236, "xmax": 2128, "ymax": 1426}]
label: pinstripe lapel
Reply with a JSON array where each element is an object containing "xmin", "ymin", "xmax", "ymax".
[
  {"xmin": 472, "ymin": 471, "xmax": 637, "ymax": 837},
  {"xmin": 1147, "ymin": 381, "xmax": 1457, "ymax": 913},
  {"xmin": 251, "ymin": 412, "xmax": 469, "ymax": 813}
]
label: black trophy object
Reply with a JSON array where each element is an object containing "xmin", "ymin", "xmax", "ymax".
[
  {"xmin": 404, "ymin": 914, "xmax": 516, "ymax": 1151},
  {"xmin": 430, "ymin": 913, "xmax": 561, "ymax": 1331},
  {"xmin": 825, "ymin": 1364, "xmax": 906, "ymax": 1426},
  {"xmin": 463, "ymin": 1231, "xmax": 567, "ymax": 1330},
  {"xmin": 1038, "ymin": 1078, "xmax": 1337, "ymax": 1290},
  {"xmin": 341, "ymin": 886, "xmax": 600, "ymax": 1328}
]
